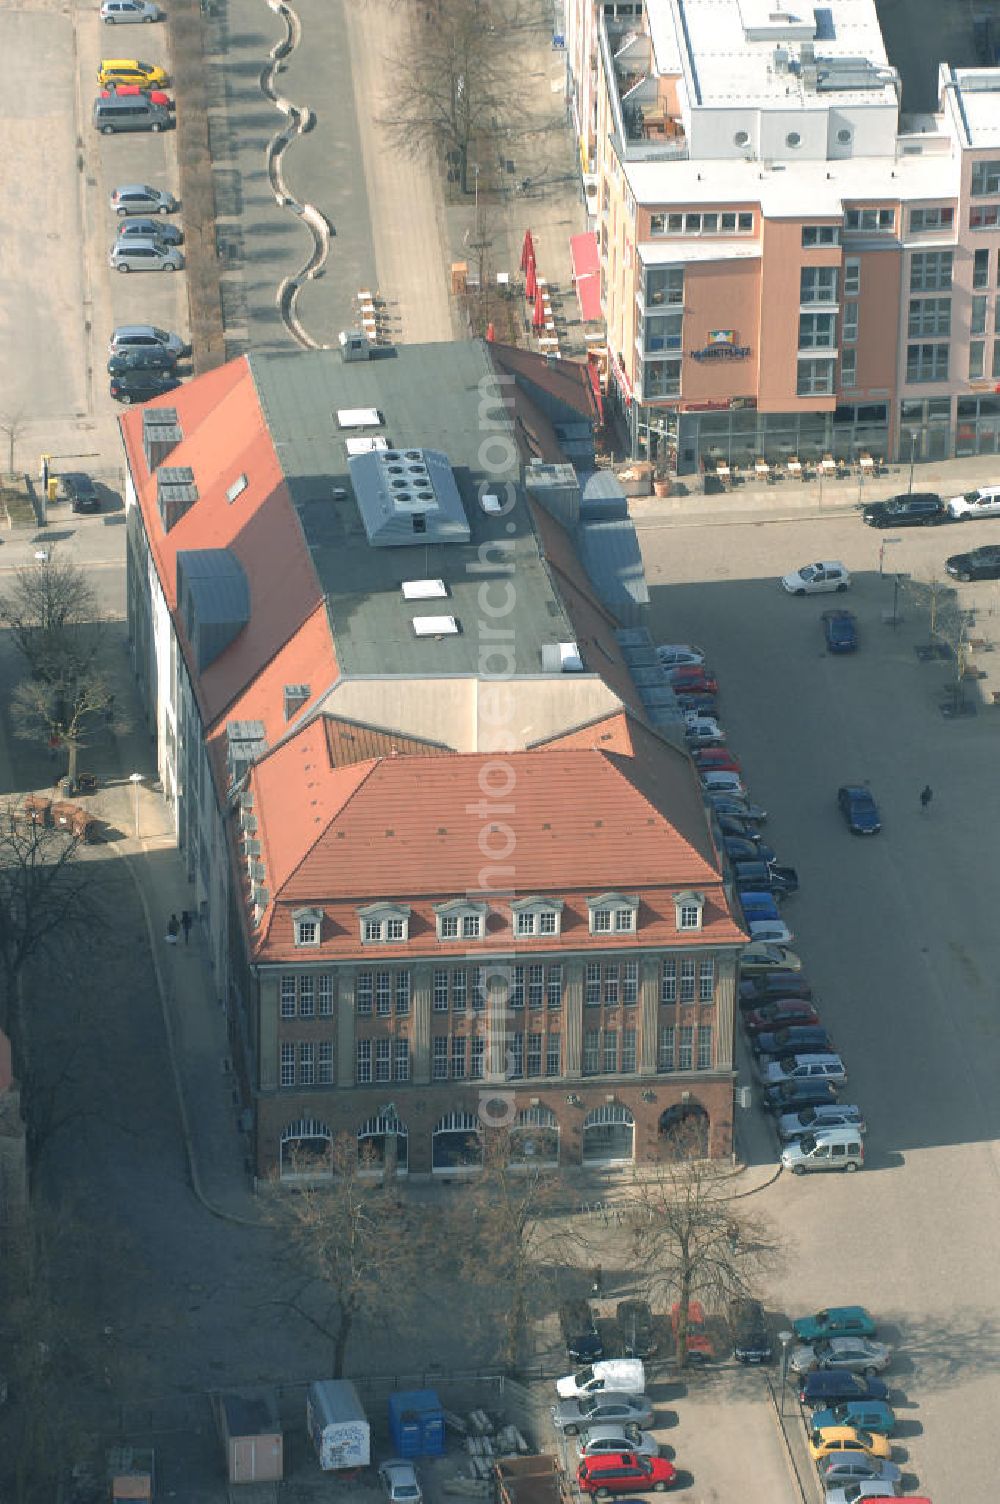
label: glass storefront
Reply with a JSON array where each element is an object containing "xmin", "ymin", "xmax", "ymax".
[
  {"xmin": 659, "ymin": 404, "xmax": 889, "ymax": 475},
  {"xmin": 955, "ymin": 395, "xmax": 1000, "ymax": 457},
  {"xmin": 898, "ymin": 397, "xmax": 951, "ymax": 463}
]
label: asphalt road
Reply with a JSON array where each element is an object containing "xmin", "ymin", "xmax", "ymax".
[{"xmin": 638, "ymin": 506, "xmax": 1000, "ymax": 1504}]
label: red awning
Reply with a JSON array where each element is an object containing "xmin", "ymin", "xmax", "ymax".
[{"xmin": 570, "ymin": 232, "xmax": 602, "ymax": 323}]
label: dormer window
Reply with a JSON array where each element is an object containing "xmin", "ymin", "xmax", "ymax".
[
  {"xmin": 293, "ymin": 906, "xmax": 323, "ymax": 947},
  {"xmin": 588, "ymin": 893, "xmax": 638, "ymax": 937},
  {"xmin": 675, "ymin": 890, "xmax": 705, "ymax": 932},
  {"xmin": 434, "ymin": 899, "xmax": 488, "ymax": 942},
  {"xmin": 357, "ymin": 903, "xmax": 411, "ymax": 944},
  {"xmin": 512, "ymin": 898, "xmax": 564, "ymax": 938}
]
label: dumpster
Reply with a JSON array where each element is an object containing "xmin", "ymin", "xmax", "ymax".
[
  {"xmin": 387, "ymin": 1389, "xmax": 445, "ymax": 1459},
  {"xmin": 306, "ymin": 1379, "xmax": 370, "ymax": 1471},
  {"xmin": 217, "ymin": 1391, "xmax": 284, "ymax": 1483}
]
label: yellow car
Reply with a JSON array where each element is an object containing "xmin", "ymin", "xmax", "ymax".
[
  {"xmin": 98, "ymin": 58, "xmax": 168, "ymax": 88},
  {"xmin": 808, "ymin": 1426, "xmax": 893, "ymax": 1463}
]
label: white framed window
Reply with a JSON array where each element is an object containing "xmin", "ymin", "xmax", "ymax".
[
  {"xmin": 462, "ymin": 914, "xmax": 481, "ymax": 939},
  {"xmin": 906, "ymin": 343, "xmax": 949, "ymax": 383},
  {"xmin": 614, "ymin": 908, "xmax": 635, "ymax": 933},
  {"xmin": 298, "ymin": 1042, "xmax": 314, "ymax": 1086},
  {"xmin": 452, "ymin": 969, "xmax": 467, "ymax": 1011},
  {"xmin": 395, "ymin": 972, "xmax": 410, "ymax": 1015},
  {"xmin": 583, "ymin": 1028, "xmax": 600, "ymax": 1075},
  {"xmin": 280, "ymin": 976, "xmax": 297, "ymax": 1018},
  {"xmin": 908, "ymin": 297, "xmax": 952, "ymax": 338},
  {"xmin": 318, "ymin": 975, "xmax": 334, "ymax": 1016},
  {"xmin": 280, "ymin": 1041, "xmax": 295, "ymax": 1088},
  {"xmin": 527, "ymin": 1032, "xmax": 543, "ymax": 1077},
  {"xmin": 394, "ymin": 1039, "xmax": 410, "ymax": 1081},
  {"xmin": 623, "ymin": 960, "xmax": 639, "ymax": 1005},
  {"xmin": 376, "ymin": 972, "xmax": 392, "ymax": 1015},
  {"xmin": 909, "ymin": 206, "xmax": 954, "ymax": 232},
  {"xmin": 592, "ymin": 908, "xmax": 611, "ymax": 933},
  {"xmin": 585, "ymin": 962, "xmax": 602, "ymax": 1005},
  {"xmin": 697, "ymin": 1026, "xmax": 713, "ymax": 1069},
  {"xmin": 363, "ymin": 919, "xmax": 381, "ymax": 943},
  {"xmin": 359, "ymin": 905, "xmax": 410, "ymax": 944},
  {"xmin": 528, "ymin": 964, "xmax": 544, "ymax": 1009},
  {"xmin": 298, "ymin": 976, "xmax": 314, "ymax": 1018},
  {"xmin": 470, "ymin": 1036, "xmax": 485, "ymax": 1079},
  {"xmin": 843, "ymin": 258, "xmax": 861, "ymax": 297},
  {"xmin": 452, "ymin": 1035, "xmax": 467, "ymax": 1078},
  {"xmin": 971, "ymin": 341, "xmax": 986, "ymax": 380},
  {"xmin": 840, "ymin": 348, "xmax": 857, "ymax": 388},
  {"xmin": 680, "ymin": 958, "xmax": 696, "ymax": 1003},
  {"xmin": 539, "ymin": 910, "xmax": 557, "ymax": 935},
  {"xmin": 296, "ymin": 919, "xmax": 318, "ymax": 946},
  {"xmin": 675, "ymin": 891, "xmax": 705, "ymax": 932},
  {"xmin": 356, "ymin": 1039, "xmax": 372, "ymax": 1084},
  {"xmin": 510, "ymin": 966, "xmax": 525, "ymax": 1009},
  {"xmin": 318, "ymin": 1041, "xmax": 334, "ymax": 1084},
  {"xmin": 375, "ymin": 1039, "xmax": 391, "ymax": 1082},
  {"xmin": 356, "ymin": 973, "xmax": 373, "ymax": 1015},
  {"xmin": 800, "ymin": 266, "xmax": 838, "ymax": 305},
  {"xmin": 604, "ymin": 964, "xmax": 619, "ymax": 1006},
  {"xmin": 678, "ymin": 1025, "xmax": 694, "ymax": 1070},
  {"xmin": 516, "ymin": 911, "xmax": 534, "ymax": 936},
  {"xmin": 546, "ymin": 1035, "xmax": 561, "ymax": 1075},
  {"xmin": 698, "ymin": 958, "xmax": 715, "ymax": 1002},
  {"xmin": 386, "ymin": 918, "xmax": 405, "ymax": 942},
  {"xmin": 802, "ymin": 225, "xmax": 839, "ymax": 247},
  {"xmin": 603, "ymin": 1030, "xmax": 618, "ymax": 1073},
  {"xmin": 433, "ymin": 1035, "xmax": 449, "ymax": 1079},
  {"xmin": 658, "ymin": 1025, "xmax": 675, "ymax": 1072},
  {"xmin": 440, "ymin": 915, "xmax": 459, "ymax": 938},
  {"xmin": 910, "ymin": 250, "xmax": 953, "ymax": 292},
  {"xmin": 589, "ymin": 894, "xmax": 637, "ymax": 935},
  {"xmin": 972, "ymin": 159, "xmax": 1000, "ymax": 196},
  {"xmin": 661, "ymin": 958, "xmax": 677, "ymax": 1003},
  {"xmin": 622, "ymin": 1028, "xmax": 637, "ymax": 1073},
  {"xmin": 799, "ymin": 312, "xmax": 837, "ymax": 350},
  {"xmin": 547, "ymin": 965, "xmax": 563, "ymax": 1009},
  {"xmin": 433, "ymin": 969, "xmax": 449, "ymax": 1011},
  {"xmin": 842, "ymin": 301, "xmax": 858, "ymax": 343},
  {"xmin": 844, "ymin": 207, "xmax": 894, "ymax": 233},
  {"xmin": 797, "ymin": 357, "xmax": 837, "ymax": 396},
  {"xmin": 509, "ymin": 1032, "xmax": 524, "ymax": 1078},
  {"xmin": 435, "ymin": 902, "xmax": 487, "ymax": 942}
]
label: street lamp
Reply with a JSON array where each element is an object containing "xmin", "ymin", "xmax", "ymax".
[
  {"xmin": 129, "ymin": 772, "xmax": 144, "ymax": 840},
  {"xmin": 907, "ymin": 428, "xmax": 918, "ymax": 494},
  {"xmin": 778, "ymin": 1329, "xmax": 794, "ymax": 1418},
  {"xmin": 878, "ymin": 535, "xmax": 902, "ymax": 578}
]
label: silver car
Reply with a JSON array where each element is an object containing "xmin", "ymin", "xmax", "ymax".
[
  {"xmin": 577, "ymin": 1424, "xmax": 659, "ymax": 1460},
  {"xmin": 819, "ymin": 1456, "xmax": 902, "ymax": 1488},
  {"xmin": 109, "ymin": 324, "xmax": 188, "ymax": 359},
  {"xmin": 101, "ymin": 0, "xmax": 163, "ymax": 20},
  {"xmin": 789, "ymin": 1337, "xmax": 891, "ymax": 1377},
  {"xmin": 760, "ymin": 1053, "xmax": 847, "ymax": 1088},
  {"xmin": 824, "ymin": 1481, "xmax": 900, "ymax": 1503},
  {"xmin": 550, "ymin": 1392, "xmax": 654, "ymax": 1437},
  {"xmin": 109, "ymin": 239, "xmax": 183, "ymax": 273},
  {"xmin": 110, "ymin": 183, "xmax": 177, "ymax": 216},
  {"xmin": 778, "ymin": 1105, "xmax": 866, "ymax": 1143},
  {"xmin": 116, "ymin": 217, "xmax": 183, "ymax": 245},
  {"xmin": 378, "ymin": 1461, "xmax": 422, "ymax": 1504}
]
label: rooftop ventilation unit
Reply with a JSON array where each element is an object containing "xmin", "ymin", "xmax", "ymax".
[
  {"xmin": 339, "ymin": 329, "xmax": 372, "ymax": 362},
  {"xmin": 142, "ymin": 407, "xmax": 183, "ymax": 472},
  {"xmin": 402, "ymin": 579, "xmax": 448, "ymax": 600},
  {"xmin": 412, "ymin": 615, "xmax": 459, "ymax": 637},
  {"xmin": 345, "ymin": 436, "xmax": 389, "ymax": 456},
  {"xmin": 541, "ymin": 641, "xmax": 584, "ymax": 672},
  {"xmin": 225, "ymin": 474, "xmax": 248, "ymax": 504},
  {"xmin": 156, "ymin": 465, "xmax": 198, "ymax": 532},
  {"xmin": 336, "ymin": 407, "xmax": 383, "ymax": 429}
]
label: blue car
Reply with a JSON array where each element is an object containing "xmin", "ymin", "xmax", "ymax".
[
  {"xmin": 741, "ymin": 891, "xmax": 781, "ymax": 923},
  {"xmin": 838, "ymin": 785, "xmax": 881, "ymax": 834},
  {"xmin": 724, "ymin": 837, "xmax": 776, "ymax": 864},
  {"xmin": 823, "ymin": 609, "xmax": 858, "ymax": 653},
  {"xmin": 799, "ymin": 1371, "xmax": 888, "ymax": 1406},
  {"xmin": 811, "ymin": 1400, "xmax": 896, "ymax": 1436},
  {"xmin": 751, "ymin": 1025, "xmax": 832, "ymax": 1058}
]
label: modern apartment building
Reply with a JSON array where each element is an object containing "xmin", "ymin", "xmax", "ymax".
[{"xmin": 565, "ymin": 0, "xmax": 1000, "ymax": 472}]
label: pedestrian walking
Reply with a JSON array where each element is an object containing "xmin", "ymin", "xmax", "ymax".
[
  {"xmin": 591, "ymin": 1264, "xmax": 603, "ymax": 1297},
  {"xmin": 166, "ymin": 913, "xmax": 180, "ymax": 945},
  {"xmin": 180, "ymin": 909, "xmax": 193, "ymax": 945},
  {"xmin": 920, "ymin": 784, "xmax": 933, "ymax": 812}
]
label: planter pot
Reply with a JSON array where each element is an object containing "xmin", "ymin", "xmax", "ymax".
[{"xmin": 653, "ymin": 477, "xmax": 672, "ymax": 498}]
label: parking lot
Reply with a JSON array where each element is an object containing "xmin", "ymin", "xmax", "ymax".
[{"xmin": 639, "ymin": 502, "xmax": 1000, "ymax": 1502}]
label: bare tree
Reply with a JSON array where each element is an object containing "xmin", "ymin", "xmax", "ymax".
[
  {"xmin": 623, "ymin": 1130, "xmax": 784, "ymax": 1369},
  {"xmin": 0, "ymin": 557, "xmax": 117, "ymax": 784},
  {"xmin": 443, "ymin": 1126, "xmax": 576, "ymax": 1369},
  {"xmin": 263, "ymin": 1133, "xmax": 423, "ymax": 1377},
  {"xmin": 379, "ymin": 0, "xmax": 523, "ymax": 193}
]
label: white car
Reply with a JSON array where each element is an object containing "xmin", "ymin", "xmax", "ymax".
[
  {"xmin": 684, "ymin": 716, "xmax": 724, "ymax": 746},
  {"xmin": 656, "ymin": 643, "xmax": 706, "ymax": 668},
  {"xmin": 824, "ymin": 1482, "xmax": 899, "ymax": 1503},
  {"xmin": 379, "ymin": 1461, "xmax": 422, "ymax": 1504},
  {"xmin": 946, "ymin": 484, "xmax": 1000, "ymax": 520},
  {"xmin": 780, "ymin": 561, "xmax": 850, "ymax": 595},
  {"xmin": 777, "ymin": 1105, "xmax": 866, "ymax": 1142},
  {"xmin": 700, "ymin": 770, "xmax": 744, "ymax": 795},
  {"xmin": 101, "ymin": 0, "xmax": 162, "ymax": 19},
  {"xmin": 747, "ymin": 919, "xmax": 793, "ymax": 945},
  {"xmin": 759, "ymin": 1053, "xmax": 847, "ymax": 1087}
]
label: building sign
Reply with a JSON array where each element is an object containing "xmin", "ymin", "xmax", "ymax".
[
  {"xmin": 689, "ymin": 329, "xmax": 751, "ymax": 362},
  {"xmin": 683, "ymin": 397, "xmax": 757, "ymax": 413}
]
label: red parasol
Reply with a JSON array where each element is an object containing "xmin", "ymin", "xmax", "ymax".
[
  {"xmin": 532, "ymin": 285, "xmax": 546, "ymax": 330},
  {"xmin": 485, "ymin": 322, "xmax": 496, "ymax": 342},
  {"xmin": 520, "ymin": 228, "xmax": 535, "ymax": 271},
  {"xmin": 525, "ymin": 256, "xmax": 537, "ymax": 301}
]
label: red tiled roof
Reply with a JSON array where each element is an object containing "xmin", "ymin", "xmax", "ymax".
[{"xmin": 489, "ymin": 343, "xmax": 601, "ymax": 423}]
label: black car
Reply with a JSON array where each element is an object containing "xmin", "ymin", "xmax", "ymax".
[
  {"xmin": 617, "ymin": 1298, "xmax": 657, "ymax": 1358},
  {"xmin": 739, "ymin": 972, "xmax": 813, "ymax": 1007},
  {"xmin": 560, "ymin": 1299, "xmax": 603, "ymax": 1363},
  {"xmin": 109, "ymin": 369, "xmax": 181, "ymax": 404},
  {"xmin": 822, "ymin": 609, "xmax": 858, "ymax": 654},
  {"xmin": 59, "ymin": 472, "xmax": 100, "ymax": 513},
  {"xmin": 724, "ymin": 836, "xmax": 775, "ymax": 864},
  {"xmin": 838, "ymin": 784, "xmax": 881, "ymax": 834},
  {"xmin": 751, "ymin": 1025, "xmax": 832, "ymax": 1058},
  {"xmin": 799, "ymin": 1370, "xmax": 888, "ymax": 1406},
  {"xmin": 862, "ymin": 492, "xmax": 943, "ymax": 527},
  {"xmin": 734, "ymin": 860, "xmax": 799, "ymax": 897},
  {"xmin": 946, "ymin": 544, "xmax": 1000, "ymax": 581},
  {"xmin": 762, "ymin": 1079, "xmax": 839, "ymax": 1114},
  {"xmin": 729, "ymin": 1298, "xmax": 772, "ymax": 1364},
  {"xmin": 107, "ymin": 345, "xmax": 177, "ymax": 377},
  {"xmin": 717, "ymin": 814, "xmax": 764, "ymax": 843}
]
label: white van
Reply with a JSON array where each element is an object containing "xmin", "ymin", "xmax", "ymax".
[
  {"xmin": 555, "ymin": 1359, "xmax": 645, "ymax": 1399},
  {"xmin": 781, "ymin": 1127, "xmax": 864, "ymax": 1175},
  {"xmin": 947, "ymin": 485, "xmax": 1000, "ymax": 521}
]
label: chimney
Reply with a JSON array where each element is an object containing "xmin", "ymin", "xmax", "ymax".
[{"xmin": 142, "ymin": 408, "xmax": 183, "ymax": 472}]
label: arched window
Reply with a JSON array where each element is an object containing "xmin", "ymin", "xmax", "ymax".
[
  {"xmin": 358, "ymin": 1113, "xmax": 409, "ymax": 1174},
  {"xmin": 658, "ymin": 1101, "xmax": 710, "ymax": 1159},
  {"xmin": 279, "ymin": 1117, "xmax": 333, "ymax": 1179},
  {"xmin": 582, "ymin": 1104, "xmax": 634, "ymax": 1164},
  {"xmin": 511, "ymin": 1106, "xmax": 559, "ymax": 1166},
  {"xmin": 432, "ymin": 1110, "xmax": 482, "ymax": 1172}
]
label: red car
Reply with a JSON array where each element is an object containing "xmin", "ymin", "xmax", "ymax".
[
  {"xmin": 577, "ymin": 1453, "xmax": 677, "ymax": 1496},
  {"xmin": 692, "ymin": 747, "xmax": 741, "ymax": 773},
  {"xmin": 743, "ymin": 999, "xmax": 822, "ymax": 1034},
  {"xmin": 671, "ymin": 1300, "xmax": 715, "ymax": 1361},
  {"xmin": 668, "ymin": 666, "xmax": 719, "ymax": 694},
  {"xmin": 101, "ymin": 83, "xmax": 174, "ymax": 108}
]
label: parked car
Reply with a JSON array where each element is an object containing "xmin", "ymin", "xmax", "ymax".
[
  {"xmin": 109, "ymin": 368, "xmax": 180, "ymax": 404},
  {"xmin": 740, "ymin": 891, "xmax": 781, "ymax": 923},
  {"xmin": 93, "ymin": 93, "xmax": 171, "ymax": 133},
  {"xmin": 809, "ymin": 1427, "xmax": 892, "ymax": 1463},
  {"xmin": 58, "ymin": 472, "xmax": 100, "ymax": 513},
  {"xmin": 725, "ymin": 837, "xmax": 776, "ymax": 864},
  {"xmin": 739, "ymin": 971, "xmax": 812, "ymax": 1005},
  {"xmin": 670, "ymin": 1301, "xmax": 714, "ymax": 1362},
  {"xmin": 555, "ymin": 1360, "xmax": 644, "ymax": 1400},
  {"xmin": 811, "ymin": 1402, "xmax": 896, "ymax": 1437},
  {"xmin": 98, "ymin": 57, "xmax": 169, "ymax": 87},
  {"xmin": 862, "ymin": 493, "xmax": 943, "ymax": 527},
  {"xmin": 823, "ymin": 1482, "xmax": 900, "ymax": 1503},
  {"xmin": 560, "ymin": 1299, "xmax": 603, "ymax": 1363},
  {"xmin": 577, "ymin": 1425, "xmax": 659, "ymax": 1460},
  {"xmin": 717, "ymin": 813, "xmax": 763, "ymax": 841},
  {"xmin": 101, "ymin": 83, "xmax": 173, "ymax": 107},
  {"xmin": 782, "ymin": 1127, "xmax": 864, "ymax": 1175},
  {"xmin": 116, "ymin": 216, "xmax": 183, "ymax": 245},
  {"xmin": 379, "ymin": 1461, "xmax": 422, "ymax": 1504},
  {"xmin": 109, "ymin": 238, "xmax": 183, "ymax": 273},
  {"xmin": 946, "ymin": 483, "xmax": 1000, "ymax": 520},
  {"xmin": 576, "ymin": 1452, "xmax": 676, "ymax": 1496},
  {"xmin": 818, "ymin": 1456, "xmax": 902, "ymax": 1488},
  {"xmin": 109, "ymin": 323, "xmax": 188, "ymax": 358},
  {"xmin": 551, "ymin": 1393, "xmax": 654, "ymax": 1437},
  {"xmin": 108, "ymin": 346, "xmax": 177, "ymax": 377},
  {"xmin": 752, "ymin": 1025, "xmax": 832, "ymax": 1059},
  {"xmin": 675, "ymin": 692, "xmax": 718, "ymax": 716},
  {"xmin": 741, "ymin": 942, "xmax": 802, "ymax": 974},
  {"xmin": 656, "ymin": 643, "xmax": 706, "ymax": 668},
  {"xmin": 763, "ymin": 1079, "xmax": 840, "ymax": 1115},
  {"xmin": 110, "ymin": 182, "xmax": 177, "ymax": 216},
  {"xmin": 616, "ymin": 1300, "xmax": 657, "ymax": 1359},
  {"xmin": 780, "ymin": 561, "xmax": 850, "ymax": 595},
  {"xmin": 668, "ymin": 665, "xmax": 719, "ymax": 694},
  {"xmin": 789, "ymin": 1337, "xmax": 891, "ymax": 1377},
  {"xmin": 823, "ymin": 609, "xmax": 859, "ymax": 653},
  {"xmin": 735, "ymin": 860, "xmax": 799, "ymax": 897},
  {"xmin": 799, "ymin": 1371, "xmax": 888, "ymax": 1407},
  {"xmin": 728, "ymin": 1297, "xmax": 772, "ymax": 1364},
  {"xmin": 708, "ymin": 794, "xmax": 768, "ymax": 822},
  {"xmin": 693, "ymin": 747, "xmax": 741, "ymax": 773},
  {"xmin": 777, "ymin": 1104, "xmax": 865, "ymax": 1142},
  {"xmin": 794, "ymin": 1308, "xmax": 876, "ymax": 1342},
  {"xmin": 744, "ymin": 1000, "xmax": 821, "ymax": 1035},
  {"xmin": 101, "ymin": 0, "xmax": 163, "ymax": 20},
  {"xmin": 945, "ymin": 544, "xmax": 1000, "ymax": 580},
  {"xmin": 759, "ymin": 1053, "xmax": 846, "ymax": 1088},
  {"xmin": 702, "ymin": 770, "xmax": 745, "ymax": 796},
  {"xmin": 838, "ymin": 785, "xmax": 881, "ymax": 834}
]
